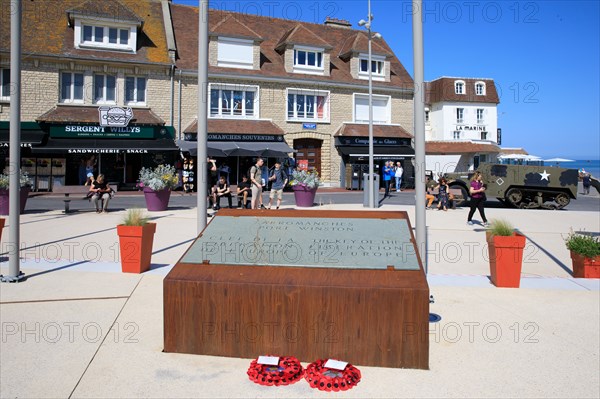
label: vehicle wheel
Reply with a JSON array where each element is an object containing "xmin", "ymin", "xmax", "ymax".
[
  {"xmin": 555, "ymin": 193, "xmax": 570, "ymax": 209},
  {"xmin": 505, "ymin": 188, "xmax": 523, "ymax": 207}
]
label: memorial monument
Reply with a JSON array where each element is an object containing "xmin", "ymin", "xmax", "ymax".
[{"xmin": 164, "ymin": 209, "xmax": 429, "ymax": 369}]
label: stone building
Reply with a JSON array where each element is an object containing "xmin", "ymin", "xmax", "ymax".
[
  {"xmin": 170, "ymin": 4, "xmax": 415, "ymax": 187},
  {"xmin": 1, "ymin": 0, "xmax": 417, "ymax": 188},
  {"xmin": 424, "ymin": 77, "xmax": 501, "ymax": 177}
]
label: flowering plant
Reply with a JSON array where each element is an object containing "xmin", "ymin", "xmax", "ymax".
[
  {"xmin": 0, "ymin": 171, "xmax": 32, "ymax": 189},
  {"xmin": 289, "ymin": 169, "xmax": 320, "ymax": 189},
  {"xmin": 138, "ymin": 164, "xmax": 178, "ymax": 191}
]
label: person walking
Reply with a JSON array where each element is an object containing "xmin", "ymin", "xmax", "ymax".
[
  {"xmin": 467, "ymin": 171, "xmax": 489, "ymax": 226},
  {"xmin": 383, "ymin": 161, "xmax": 393, "ymax": 197},
  {"xmin": 249, "ymin": 157, "xmax": 265, "ymax": 209},
  {"xmin": 394, "ymin": 161, "xmax": 404, "ymax": 192},
  {"xmin": 267, "ymin": 161, "xmax": 288, "ymax": 209},
  {"xmin": 582, "ymin": 173, "xmax": 591, "ymax": 195}
]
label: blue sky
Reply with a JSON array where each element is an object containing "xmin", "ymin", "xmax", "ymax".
[{"xmin": 175, "ymin": 0, "xmax": 600, "ymax": 160}]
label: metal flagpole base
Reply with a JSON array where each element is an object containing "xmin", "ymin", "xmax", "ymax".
[{"xmin": 0, "ymin": 271, "xmax": 27, "ymax": 283}]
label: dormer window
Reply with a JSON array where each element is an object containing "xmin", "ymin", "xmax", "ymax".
[
  {"xmin": 217, "ymin": 37, "xmax": 254, "ymax": 69},
  {"xmin": 358, "ymin": 54, "xmax": 385, "ymax": 81},
  {"xmin": 455, "ymin": 80, "xmax": 465, "ymax": 94},
  {"xmin": 74, "ymin": 20, "xmax": 136, "ymax": 52},
  {"xmin": 475, "ymin": 81, "xmax": 486, "ymax": 95},
  {"xmin": 293, "ymin": 46, "xmax": 324, "ymax": 74}
]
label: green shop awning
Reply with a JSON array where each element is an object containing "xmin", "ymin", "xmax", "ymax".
[{"xmin": 0, "ymin": 122, "xmax": 47, "ymax": 145}]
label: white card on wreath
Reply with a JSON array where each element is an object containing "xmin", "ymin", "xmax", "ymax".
[
  {"xmin": 324, "ymin": 359, "xmax": 348, "ymax": 370},
  {"xmin": 257, "ymin": 356, "xmax": 280, "ymax": 366}
]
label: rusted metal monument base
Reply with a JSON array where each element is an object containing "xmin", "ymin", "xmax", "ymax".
[{"xmin": 163, "ymin": 209, "xmax": 429, "ymax": 369}]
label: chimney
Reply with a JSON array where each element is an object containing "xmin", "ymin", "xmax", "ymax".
[{"xmin": 324, "ymin": 17, "xmax": 352, "ymax": 29}]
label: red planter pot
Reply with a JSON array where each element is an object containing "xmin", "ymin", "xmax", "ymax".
[
  {"xmin": 292, "ymin": 184, "xmax": 318, "ymax": 207},
  {"xmin": 116, "ymin": 223, "xmax": 157, "ymax": 273},
  {"xmin": 0, "ymin": 186, "xmax": 30, "ymax": 215},
  {"xmin": 570, "ymin": 252, "xmax": 600, "ymax": 279},
  {"xmin": 487, "ymin": 231, "xmax": 526, "ymax": 288},
  {"xmin": 143, "ymin": 187, "xmax": 171, "ymax": 211}
]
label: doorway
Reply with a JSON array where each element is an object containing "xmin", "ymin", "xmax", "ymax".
[{"xmin": 293, "ymin": 138, "xmax": 322, "ymax": 173}]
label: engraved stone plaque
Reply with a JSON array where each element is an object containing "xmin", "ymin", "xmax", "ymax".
[{"xmin": 180, "ymin": 216, "xmax": 420, "ymax": 270}]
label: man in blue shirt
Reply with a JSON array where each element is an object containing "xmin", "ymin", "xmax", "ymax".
[
  {"xmin": 383, "ymin": 161, "xmax": 394, "ymax": 198},
  {"xmin": 267, "ymin": 161, "xmax": 288, "ymax": 209}
]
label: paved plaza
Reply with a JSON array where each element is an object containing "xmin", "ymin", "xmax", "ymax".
[{"xmin": 0, "ymin": 193, "xmax": 599, "ymax": 398}]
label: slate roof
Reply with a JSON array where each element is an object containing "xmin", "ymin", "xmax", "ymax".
[
  {"xmin": 170, "ymin": 5, "xmax": 413, "ymax": 89},
  {"xmin": 426, "ymin": 141, "xmax": 501, "ymax": 154},
  {"xmin": 425, "ymin": 77, "xmax": 499, "ymax": 104},
  {"xmin": 184, "ymin": 119, "xmax": 285, "ymax": 136},
  {"xmin": 0, "ymin": 0, "xmax": 172, "ymax": 65},
  {"xmin": 37, "ymin": 105, "xmax": 165, "ymax": 125}
]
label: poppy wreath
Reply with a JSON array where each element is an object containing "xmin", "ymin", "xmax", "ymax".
[
  {"xmin": 304, "ymin": 359, "xmax": 362, "ymax": 392},
  {"xmin": 247, "ymin": 356, "xmax": 304, "ymax": 386}
]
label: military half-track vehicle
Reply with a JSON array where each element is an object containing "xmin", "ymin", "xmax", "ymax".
[{"xmin": 444, "ymin": 163, "xmax": 579, "ymax": 209}]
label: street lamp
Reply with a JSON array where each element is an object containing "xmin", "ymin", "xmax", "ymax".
[{"xmin": 358, "ymin": 1, "xmax": 381, "ymax": 209}]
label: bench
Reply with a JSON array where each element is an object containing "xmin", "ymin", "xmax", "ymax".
[
  {"xmin": 429, "ymin": 188, "xmax": 465, "ymax": 207},
  {"xmin": 53, "ymin": 184, "xmax": 118, "ymax": 213}
]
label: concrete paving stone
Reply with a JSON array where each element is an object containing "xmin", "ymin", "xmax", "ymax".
[
  {"xmin": 0, "ymin": 268, "xmax": 141, "ymax": 303},
  {"xmin": 69, "ymin": 279, "xmax": 599, "ymax": 399},
  {"xmin": 0, "ymin": 298, "xmax": 127, "ymax": 399}
]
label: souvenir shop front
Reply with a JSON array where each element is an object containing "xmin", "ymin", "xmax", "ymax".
[
  {"xmin": 177, "ymin": 119, "xmax": 295, "ymax": 191},
  {"xmin": 30, "ymin": 106, "xmax": 179, "ymax": 190}
]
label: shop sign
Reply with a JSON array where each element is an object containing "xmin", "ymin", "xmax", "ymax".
[
  {"xmin": 455, "ymin": 125, "xmax": 486, "ymax": 131},
  {"xmin": 66, "ymin": 149, "xmax": 149, "ymax": 154},
  {"xmin": 208, "ymin": 134, "xmax": 284, "ymax": 142},
  {"xmin": 335, "ymin": 137, "xmax": 410, "ymax": 146},
  {"xmin": 50, "ymin": 125, "xmax": 157, "ymax": 139},
  {"xmin": 99, "ymin": 106, "xmax": 133, "ymax": 127}
]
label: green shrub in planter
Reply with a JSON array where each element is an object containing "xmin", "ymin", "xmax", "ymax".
[{"xmin": 565, "ymin": 230, "xmax": 600, "ymax": 258}]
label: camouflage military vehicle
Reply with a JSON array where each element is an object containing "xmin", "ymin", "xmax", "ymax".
[{"xmin": 444, "ymin": 163, "xmax": 579, "ymax": 209}]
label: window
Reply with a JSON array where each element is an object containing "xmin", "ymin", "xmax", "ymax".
[
  {"xmin": 75, "ymin": 20, "xmax": 135, "ymax": 52},
  {"xmin": 293, "ymin": 46, "xmax": 324, "ymax": 74},
  {"xmin": 456, "ymin": 108, "xmax": 464, "ymax": 124},
  {"xmin": 125, "ymin": 76, "xmax": 146, "ymax": 105},
  {"xmin": 210, "ymin": 84, "xmax": 258, "ymax": 118},
  {"xmin": 453, "ymin": 131, "xmax": 461, "ymax": 139},
  {"xmin": 353, "ymin": 94, "xmax": 391, "ymax": 124},
  {"xmin": 481, "ymin": 131, "xmax": 488, "ymax": 140},
  {"xmin": 217, "ymin": 37, "xmax": 254, "ymax": 69},
  {"xmin": 475, "ymin": 81, "xmax": 486, "ymax": 95},
  {"xmin": 358, "ymin": 55, "xmax": 385, "ymax": 80},
  {"xmin": 287, "ymin": 89, "xmax": 329, "ymax": 122},
  {"xmin": 477, "ymin": 108, "xmax": 484, "ymax": 124},
  {"xmin": 0, "ymin": 68, "xmax": 9, "ymax": 101},
  {"xmin": 455, "ymin": 80, "xmax": 465, "ymax": 94},
  {"xmin": 93, "ymin": 74, "xmax": 116, "ymax": 104},
  {"xmin": 60, "ymin": 72, "xmax": 84, "ymax": 103}
]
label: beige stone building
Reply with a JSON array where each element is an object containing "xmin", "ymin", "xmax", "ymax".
[
  {"xmin": 171, "ymin": 4, "xmax": 415, "ymax": 187},
  {"xmin": 1, "ymin": 0, "xmax": 415, "ymax": 189}
]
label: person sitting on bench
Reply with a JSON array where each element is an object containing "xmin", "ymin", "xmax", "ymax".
[
  {"xmin": 90, "ymin": 174, "xmax": 113, "ymax": 213},
  {"xmin": 236, "ymin": 175, "xmax": 252, "ymax": 208},
  {"xmin": 212, "ymin": 176, "xmax": 233, "ymax": 210}
]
